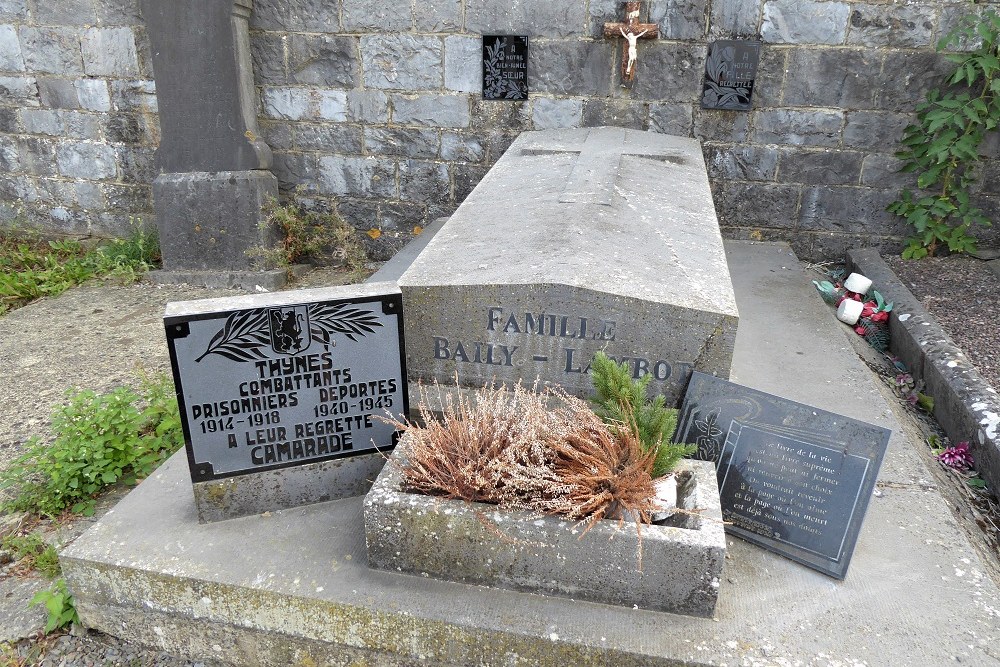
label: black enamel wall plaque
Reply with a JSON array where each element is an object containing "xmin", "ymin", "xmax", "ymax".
[
  {"xmin": 483, "ymin": 35, "xmax": 528, "ymax": 101},
  {"xmin": 675, "ymin": 372, "xmax": 890, "ymax": 579},
  {"xmin": 701, "ymin": 40, "xmax": 761, "ymax": 111},
  {"xmin": 165, "ymin": 287, "xmax": 408, "ymax": 482}
]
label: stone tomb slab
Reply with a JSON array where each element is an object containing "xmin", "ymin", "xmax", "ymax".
[
  {"xmin": 398, "ymin": 127, "xmax": 738, "ymax": 404},
  {"xmin": 164, "ymin": 282, "xmax": 407, "ymax": 522},
  {"xmin": 676, "ymin": 371, "xmax": 891, "ymax": 579}
]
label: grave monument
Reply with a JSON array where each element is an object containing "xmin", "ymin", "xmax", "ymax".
[
  {"xmin": 142, "ymin": 0, "xmax": 282, "ymax": 289},
  {"xmin": 397, "ymin": 127, "xmax": 738, "ymax": 405}
]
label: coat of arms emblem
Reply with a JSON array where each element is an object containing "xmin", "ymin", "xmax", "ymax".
[{"xmin": 268, "ymin": 306, "xmax": 310, "ymax": 355}]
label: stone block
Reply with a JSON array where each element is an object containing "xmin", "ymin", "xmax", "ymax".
[
  {"xmin": 271, "ymin": 151, "xmax": 319, "ymax": 191},
  {"xmin": 529, "ymin": 41, "xmax": 612, "ymax": 96},
  {"xmin": 0, "ymin": 135, "xmax": 18, "ymax": 171},
  {"xmin": 751, "ymin": 109, "xmax": 843, "ymax": 146},
  {"xmin": 153, "ymin": 170, "xmax": 278, "ymax": 272},
  {"xmin": 398, "ymin": 128, "xmax": 738, "ymax": 403},
  {"xmin": 847, "ymin": 4, "xmax": 935, "ymax": 48},
  {"xmin": 249, "ymin": 32, "xmax": 287, "ymax": 86},
  {"xmin": 452, "ymin": 162, "xmax": 488, "ymax": 202},
  {"xmin": 342, "ymin": 0, "xmax": 411, "ymax": 31},
  {"xmin": 414, "ymin": 0, "xmax": 462, "ymax": 31},
  {"xmin": 259, "ymin": 120, "xmax": 295, "ymax": 151},
  {"xmin": 466, "ymin": 0, "xmax": 588, "ymax": 37},
  {"xmin": 110, "ymin": 79, "xmax": 156, "ymax": 112},
  {"xmin": 114, "ymin": 144, "xmax": 156, "ymax": 182},
  {"xmin": 710, "ymin": 0, "xmax": 760, "ymax": 39},
  {"xmin": 798, "ymin": 185, "xmax": 901, "ymax": 234},
  {"xmin": 440, "ymin": 131, "xmax": 484, "ymax": 161},
  {"xmin": 694, "ymin": 109, "xmax": 749, "ymax": 142},
  {"xmin": 711, "ymin": 180, "xmax": 800, "ymax": 229},
  {"xmin": 0, "ymin": 0, "xmax": 26, "ymax": 21},
  {"xmin": 0, "ymin": 106, "xmax": 17, "ymax": 132},
  {"xmin": 365, "ymin": 443, "xmax": 726, "ymax": 616},
  {"xmin": 391, "ymin": 93, "xmax": 470, "ymax": 128},
  {"xmin": 363, "ymin": 126, "xmax": 440, "ymax": 159},
  {"xmin": 582, "ymin": 99, "xmax": 647, "ymax": 130},
  {"xmin": 73, "ymin": 79, "xmax": 111, "ymax": 111},
  {"xmin": 859, "ymin": 154, "xmax": 909, "ymax": 188},
  {"xmin": 29, "ymin": 0, "xmax": 96, "ymax": 25},
  {"xmin": 261, "ymin": 87, "xmax": 311, "ymax": 121},
  {"xmin": 0, "ymin": 75, "xmax": 37, "ymax": 105},
  {"xmin": 319, "ymin": 155, "xmax": 397, "ymax": 198},
  {"xmin": 316, "ymin": 90, "xmax": 348, "ymax": 121},
  {"xmin": 74, "ymin": 181, "xmax": 104, "ymax": 209},
  {"xmin": 470, "ymin": 96, "xmax": 533, "ymax": 132},
  {"xmin": 294, "ymin": 123, "xmax": 363, "ymax": 154},
  {"xmin": 15, "ymin": 136, "xmax": 55, "ymax": 175},
  {"xmin": 18, "ymin": 26, "xmax": 83, "ymax": 75},
  {"xmin": 347, "ymin": 90, "xmax": 389, "ymax": 123},
  {"xmin": 289, "ymin": 34, "xmax": 358, "ymax": 88},
  {"xmin": 37, "ymin": 77, "xmax": 79, "ymax": 108},
  {"xmin": 250, "ymin": 0, "xmax": 339, "ymax": 32},
  {"xmin": 101, "ymin": 182, "xmax": 150, "ymax": 211},
  {"xmin": 761, "ymin": 0, "xmax": 850, "ymax": 44},
  {"xmin": 587, "ymin": 0, "xmax": 619, "ymax": 38},
  {"xmin": 361, "ymin": 34, "xmax": 442, "ymax": 91},
  {"xmin": 649, "ymin": 103, "xmax": 693, "ymax": 136},
  {"xmin": 398, "ymin": 159, "xmax": 449, "ymax": 203},
  {"xmin": 843, "ymin": 111, "xmax": 910, "ymax": 148},
  {"xmin": 0, "ymin": 24, "xmax": 23, "ymax": 72},
  {"xmin": 876, "ymin": 52, "xmax": 955, "ymax": 112},
  {"xmin": 777, "ymin": 148, "xmax": 864, "ymax": 186},
  {"xmin": 81, "ymin": 27, "xmax": 139, "ymax": 77},
  {"xmin": 444, "ymin": 35, "xmax": 480, "ymax": 94},
  {"xmin": 21, "ymin": 109, "xmax": 63, "ymax": 137},
  {"xmin": 782, "ymin": 47, "xmax": 881, "ymax": 109},
  {"xmin": 532, "ymin": 97, "xmax": 583, "ymax": 130},
  {"xmin": 751, "ymin": 46, "xmax": 786, "ymax": 108},
  {"xmin": 633, "ymin": 43, "xmax": 706, "ymax": 102},
  {"xmin": 650, "ymin": 0, "xmax": 709, "ymax": 40},
  {"xmin": 56, "ymin": 141, "xmax": 117, "ymax": 179},
  {"xmin": 379, "ymin": 201, "xmax": 426, "ymax": 231},
  {"xmin": 101, "ymin": 112, "xmax": 144, "ymax": 143},
  {"xmin": 704, "ymin": 144, "xmax": 778, "ymax": 181},
  {"xmin": 94, "ymin": 0, "xmax": 144, "ymax": 25}
]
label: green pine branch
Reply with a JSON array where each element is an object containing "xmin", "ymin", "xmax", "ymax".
[{"xmin": 589, "ymin": 351, "xmax": 695, "ymax": 478}]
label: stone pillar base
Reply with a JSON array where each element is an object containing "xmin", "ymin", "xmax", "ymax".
[{"xmin": 153, "ymin": 170, "xmax": 279, "ymax": 280}]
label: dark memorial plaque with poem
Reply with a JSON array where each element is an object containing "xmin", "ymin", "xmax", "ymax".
[
  {"xmin": 701, "ymin": 40, "xmax": 761, "ymax": 111},
  {"xmin": 483, "ymin": 36, "xmax": 528, "ymax": 101},
  {"xmin": 165, "ymin": 287, "xmax": 407, "ymax": 483},
  {"xmin": 676, "ymin": 372, "xmax": 890, "ymax": 579}
]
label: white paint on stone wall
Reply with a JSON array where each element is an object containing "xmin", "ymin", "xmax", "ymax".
[
  {"xmin": 898, "ymin": 314, "xmax": 911, "ymax": 321},
  {"xmin": 971, "ymin": 402, "xmax": 999, "ymax": 440}
]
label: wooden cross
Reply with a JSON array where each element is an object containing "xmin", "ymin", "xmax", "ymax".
[{"xmin": 603, "ymin": 2, "xmax": 659, "ymax": 84}]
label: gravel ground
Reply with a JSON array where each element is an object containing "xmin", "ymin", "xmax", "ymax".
[{"xmin": 884, "ymin": 254, "xmax": 1000, "ymax": 393}]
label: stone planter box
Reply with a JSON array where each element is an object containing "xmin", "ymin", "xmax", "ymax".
[{"xmin": 363, "ymin": 437, "xmax": 726, "ymax": 617}]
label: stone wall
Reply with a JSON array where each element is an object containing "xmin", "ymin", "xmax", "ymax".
[
  {"xmin": 1, "ymin": 0, "xmax": 998, "ymax": 260},
  {"xmin": 0, "ymin": 0, "xmax": 158, "ymax": 237}
]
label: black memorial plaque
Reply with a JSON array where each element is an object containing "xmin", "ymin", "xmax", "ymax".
[
  {"xmin": 676, "ymin": 372, "xmax": 890, "ymax": 579},
  {"xmin": 701, "ymin": 40, "xmax": 761, "ymax": 111},
  {"xmin": 483, "ymin": 35, "xmax": 529, "ymax": 101},
  {"xmin": 165, "ymin": 291, "xmax": 408, "ymax": 482}
]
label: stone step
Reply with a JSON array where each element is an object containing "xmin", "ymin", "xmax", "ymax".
[{"xmin": 60, "ymin": 241, "xmax": 1000, "ymax": 666}]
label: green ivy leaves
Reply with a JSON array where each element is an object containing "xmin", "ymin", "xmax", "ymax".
[{"xmin": 889, "ymin": 10, "xmax": 999, "ymax": 259}]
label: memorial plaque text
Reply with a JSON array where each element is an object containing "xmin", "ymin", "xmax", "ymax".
[
  {"xmin": 483, "ymin": 36, "xmax": 529, "ymax": 101},
  {"xmin": 701, "ymin": 40, "xmax": 762, "ymax": 111}
]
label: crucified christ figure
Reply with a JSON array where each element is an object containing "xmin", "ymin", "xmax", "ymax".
[{"xmin": 621, "ymin": 27, "xmax": 648, "ymax": 76}]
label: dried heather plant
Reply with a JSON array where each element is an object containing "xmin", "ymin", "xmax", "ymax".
[{"xmin": 386, "ymin": 382, "xmax": 660, "ymax": 531}]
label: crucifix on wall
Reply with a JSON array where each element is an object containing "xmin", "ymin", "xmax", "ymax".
[{"xmin": 603, "ymin": 1, "xmax": 659, "ymax": 85}]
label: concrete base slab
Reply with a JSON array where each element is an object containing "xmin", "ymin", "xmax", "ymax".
[{"xmin": 61, "ymin": 242, "xmax": 1000, "ymax": 666}]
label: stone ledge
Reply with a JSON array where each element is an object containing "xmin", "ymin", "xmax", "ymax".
[{"xmin": 847, "ymin": 248, "xmax": 1000, "ymax": 492}]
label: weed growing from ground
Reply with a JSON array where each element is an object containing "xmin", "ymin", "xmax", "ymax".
[
  {"xmin": 247, "ymin": 198, "xmax": 367, "ymax": 273},
  {"xmin": 0, "ymin": 374, "xmax": 183, "ymax": 518},
  {"xmin": 30, "ymin": 579, "xmax": 78, "ymax": 634},
  {"xmin": 0, "ymin": 221, "xmax": 160, "ymax": 315},
  {"xmin": 1, "ymin": 531, "xmax": 60, "ymax": 579}
]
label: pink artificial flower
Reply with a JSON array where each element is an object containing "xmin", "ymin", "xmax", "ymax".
[
  {"xmin": 871, "ymin": 311, "xmax": 890, "ymax": 323},
  {"xmin": 938, "ymin": 442, "xmax": 974, "ymax": 471}
]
